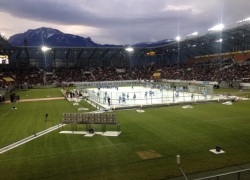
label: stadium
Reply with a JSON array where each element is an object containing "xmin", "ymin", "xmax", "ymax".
[{"xmin": 1, "ymin": 13, "xmax": 250, "ymax": 180}]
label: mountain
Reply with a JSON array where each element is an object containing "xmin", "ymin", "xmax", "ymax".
[
  {"xmin": 8, "ymin": 27, "xmax": 99, "ymax": 47},
  {"xmin": 8, "ymin": 27, "xmax": 173, "ymax": 47}
]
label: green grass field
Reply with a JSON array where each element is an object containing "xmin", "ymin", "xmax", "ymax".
[
  {"xmin": 0, "ymin": 87, "xmax": 250, "ymax": 179},
  {"xmin": 4, "ymin": 87, "xmax": 69, "ymax": 101}
]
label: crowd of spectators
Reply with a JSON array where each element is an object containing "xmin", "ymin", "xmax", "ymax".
[
  {"xmin": 195, "ymin": 56, "xmax": 235, "ymax": 65},
  {"xmin": 1, "ymin": 60, "xmax": 250, "ymax": 89},
  {"xmin": 14, "ymin": 68, "xmax": 44, "ymax": 86}
]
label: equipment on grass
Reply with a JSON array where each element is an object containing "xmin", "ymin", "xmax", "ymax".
[{"xmin": 216, "ymin": 146, "xmax": 221, "ymax": 152}]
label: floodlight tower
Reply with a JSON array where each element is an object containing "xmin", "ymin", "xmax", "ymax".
[
  {"xmin": 207, "ymin": 24, "xmax": 224, "ymax": 33},
  {"xmin": 125, "ymin": 47, "xmax": 134, "ymax": 52},
  {"xmin": 172, "ymin": 36, "xmax": 181, "ymax": 103},
  {"xmin": 175, "ymin": 36, "xmax": 181, "ymax": 42},
  {"xmin": 41, "ymin": 46, "xmax": 51, "ymax": 69},
  {"xmin": 175, "ymin": 36, "xmax": 181, "ymax": 69},
  {"xmin": 125, "ymin": 47, "xmax": 134, "ymax": 68},
  {"xmin": 208, "ymin": 24, "xmax": 224, "ymax": 65},
  {"xmin": 187, "ymin": 32, "xmax": 198, "ymax": 39},
  {"xmin": 41, "ymin": 46, "xmax": 51, "ymax": 52},
  {"xmin": 236, "ymin": 17, "xmax": 250, "ymax": 26}
]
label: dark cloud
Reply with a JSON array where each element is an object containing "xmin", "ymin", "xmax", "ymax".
[{"xmin": 0, "ymin": 0, "xmax": 249, "ymax": 44}]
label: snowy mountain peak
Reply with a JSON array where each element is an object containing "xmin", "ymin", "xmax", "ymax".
[
  {"xmin": 8, "ymin": 27, "xmax": 173, "ymax": 48},
  {"xmin": 8, "ymin": 27, "xmax": 97, "ymax": 47}
]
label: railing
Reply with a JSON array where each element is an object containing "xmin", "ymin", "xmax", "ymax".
[
  {"xmin": 194, "ymin": 168, "xmax": 250, "ymax": 180},
  {"xmin": 33, "ymin": 84, "xmax": 58, "ymax": 89},
  {"xmin": 75, "ymin": 80, "xmax": 140, "ymax": 89}
]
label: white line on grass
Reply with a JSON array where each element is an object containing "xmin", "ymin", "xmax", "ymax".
[
  {"xmin": 0, "ymin": 124, "xmax": 66, "ymax": 154},
  {"xmin": 92, "ymin": 125, "xmax": 113, "ymax": 145},
  {"xmin": 104, "ymin": 136, "xmax": 113, "ymax": 145}
]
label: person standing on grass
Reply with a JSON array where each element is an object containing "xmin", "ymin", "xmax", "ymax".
[{"xmin": 45, "ymin": 113, "xmax": 48, "ymax": 121}]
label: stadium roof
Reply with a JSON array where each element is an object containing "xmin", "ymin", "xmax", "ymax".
[
  {"xmin": 152, "ymin": 23, "xmax": 250, "ymax": 59},
  {"xmin": 1, "ymin": 23, "xmax": 250, "ymax": 68}
]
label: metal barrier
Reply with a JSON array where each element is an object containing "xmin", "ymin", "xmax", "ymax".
[
  {"xmin": 75, "ymin": 80, "xmax": 140, "ymax": 89},
  {"xmin": 194, "ymin": 168, "xmax": 250, "ymax": 180}
]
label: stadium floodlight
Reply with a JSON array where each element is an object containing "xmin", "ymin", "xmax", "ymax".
[
  {"xmin": 175, "ymin": 36, "xmax": 181, "ymax": 41},
  {"xmin": 236, "ymin": 17, "xmax": 250, "ymax": 26},
  {"xmin": 208, "ymin": 24, "xmax": 224, "ymax": 31},
  {"xmin": 187, "ymin": 32, "xmax": 198, "ymax": 39},
  {"xmin": 125, "ymin": 47, "xmax": 134, "ymax": 52},
  {"xmin": 216, "ymin": 39, "xmax": 223, "ymax": 43},
  {"xmin": 188, "ymin": 32, "xmax": 198, "ymax": 36},
  {"xmin": 41, "ymin": 46, "xmax": 51, "ymax": 52},
  {"xmin": 192, "ymin": 32, "xmax": 198, "ymax": 36}
]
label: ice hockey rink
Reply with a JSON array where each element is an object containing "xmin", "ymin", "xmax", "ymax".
[{"xmin": 85, "ymin": 86, "xmax": 219, "ymax": 109}]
